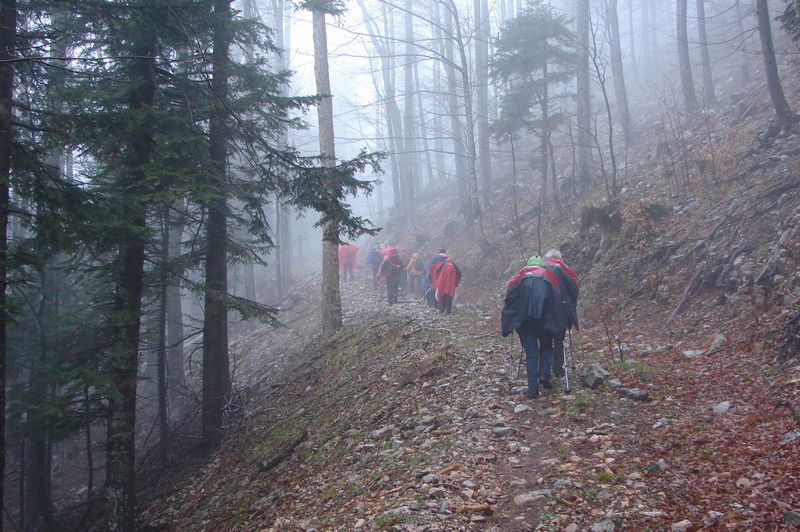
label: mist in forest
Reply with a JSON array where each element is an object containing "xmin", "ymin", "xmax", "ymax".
[{"xmin": 0, "ymin": 0, "xmax": 797, "ymax": 529}]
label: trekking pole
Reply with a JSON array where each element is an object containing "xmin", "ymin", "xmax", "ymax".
[
  {"xmin": 563, "ymin": 329, "xmax": 573, "ymax": 394},
  {"xmin": 419, "ymin": 286, "xmax": 431, "ymax": 303},
  {"xmin": 507, "ymin": 335, "xmax": 514, "ymax": 386}
]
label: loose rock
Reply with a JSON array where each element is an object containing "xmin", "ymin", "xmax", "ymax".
[{"xmin": 671, "ymin": 519, "xmax": 693, "ymax": 532}]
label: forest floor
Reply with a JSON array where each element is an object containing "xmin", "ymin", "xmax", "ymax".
[{"xmin": 142, "ymin": 268, "xmax": 800, "ymax": 531}]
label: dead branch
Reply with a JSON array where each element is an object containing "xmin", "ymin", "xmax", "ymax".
[
  {"xmin": 257, "ymin": 431, "xmax": 309, "ymax": 473},
  {"xmin": 664, "ymin": 261, "xmax": 707, "ymax": 330}
]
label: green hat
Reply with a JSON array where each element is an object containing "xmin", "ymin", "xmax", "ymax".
[{"xmin": 527, "ymin": 255, "xmax": 544, "ymax": 267}]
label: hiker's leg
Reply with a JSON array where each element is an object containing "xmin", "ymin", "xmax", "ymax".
[
  {"xmin": 538, "ymin": 333, "xmax": 554, "ymax": 385},
  {"xmin": 552, "ymin": 336, "xmax": 565, "ymax": 377},
  {"xmin": 518, "ymin": 323, "xmax": 541, "ymax": 397}
]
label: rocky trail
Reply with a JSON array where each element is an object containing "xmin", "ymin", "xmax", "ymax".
[{"xmin": 142, "ymin": 266, "xmax": 800, "ymax": 531}]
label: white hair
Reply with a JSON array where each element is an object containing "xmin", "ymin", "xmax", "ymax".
[{"xmin": 544, "ymin": 248, "xmax": 562, "ymax": 260}]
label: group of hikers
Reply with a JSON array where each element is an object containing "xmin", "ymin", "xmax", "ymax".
[
  {"xmin": 338, "ymin": 243, "xmax": 461, "ymax": 313},
  {"xmin": 339, "ymin": 241, "xmax": 580, "ymax": 400}
]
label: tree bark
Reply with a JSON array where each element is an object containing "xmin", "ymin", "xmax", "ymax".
[
  {"xmin": 735, "ymin": 0, "xmax": 750, "ymax": 84},
  {"xmin": 202, "ymin": 0, "xmax": 232, "ymax": 440},
  {"xmin": 474, "ymin": 0, "xmax": 492, "ymax": 204},
  {"xmin": 576, "ymin": 0, "xmax": 592, "ymax": 188},
  {"xmin": 607, "ymin": 0, "xmax": 632, "ymax": 144},
  {"xmin": 166, "ymin": 198, "xmax": 185, "ymax": 406},
  {"xmin": 413, "ymin": 60, "xmax": 435, "ymax": 192},
  {"xmin": 676, "ymin": 0, "xmax": 698, "ymax": 111},
  {"xmin": 756, "ymin": 0, "xmax": 794, "ymax": 132},
  {"xmin": 0, "ymin": 0, "xmax": 15, "ymax": 523},
  {"xmin": 312, "ymin": 7, "xmax": 343, "ymax": 337},
  {"xmin": 442, "ymin": 2, "xmax": 469, "ymax": 218},
  {"xmin": 695, "ymin": 0, "xmax": 717, "ymax": 106},
  {"xmin": 403, "ymin": 0, "xmax": 418, "ymax": 212}
]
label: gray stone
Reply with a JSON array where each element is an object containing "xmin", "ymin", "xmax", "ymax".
[
  {"xmin": 565, "ymin": 524, "xmax": 579, "ymax": 532},
  {"xmin": 705, "ymin": 511, "xmax": 723, "ymax": 525},
  {"xmin": 784, "ymin": 510, "xmax": 800, "ymax": 526},
  {"xmin": 438, "ymin": 499, "xmax": 448, "ymax": 514},
  {"xmin": 646, "ymin": 458, "xmax": 669, "ymax": 473},
  {"xmin": 508, "ymin": 442, "xmax": 520, "ymax": 453},
  {"xmin": 543, "ymin": 407, "xmax": 559, "ymax": 415},
  {"xmin": 369, "ymin": 425, "xmax": 396, "ymax": 439},
  {"xmin": 492, "ymin": 427, "xmax": 518, "ymax": 437},
  {"xmin": 682, "ymin": 349, "xmax": 706, "ymax": 358},
  {"xmin": 590, "ymin": 518, "xmax": 617, "ymax": 532},
  {"xmin": 608, "ymin": 379, "xmax": 624, "ymax": 389},
  {"xmin": 421, "ymin": 473, "xmax": 436, "ymax": 484},
  {"xmin": 428, "ymin": 487, "xmax": 446, "ymax": 498},
  {"xmin": 619, "ymin": 387, "xmax": 649, "ymax": 401},
  {"xmin": 712, "ymin": 401, "xmax": 731, "ymax": 414},
  {"xmin": 652, "ymin": 418, "xmax": 669, "ymax": 429},
  {"xmin": 553, "ymin": 479, "xmax": 573, "ymax": 488},
  {"xmin": 671, "ymin": 519, "xmax": 693, "ymax": 532},
  {"xmin": 781, "ymin": 430, "xmax": 800, "ymax": 446},
  {"xmin": 513, "ymin": 404, "xmax": 531, "ymax": 414},
  {"xmin": 513, "ymin": 490, "xmax": 552, "ymax": 505},
  {"xmin": 579, "ymin": 364, "xmax": 610, "ymax": 389},
  {"xmin": 707, "ymin": 334, "xmax": 726, "ymax": 353}
]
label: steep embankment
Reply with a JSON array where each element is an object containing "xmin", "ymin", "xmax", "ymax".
[{"xmin": 145, "ymin": 71, "xmax": 800, "ymax": 529}]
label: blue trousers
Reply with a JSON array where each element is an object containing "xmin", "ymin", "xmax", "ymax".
[{"xmin": 517, "ymin": 323, "xmax": 554, "ymax": 396}]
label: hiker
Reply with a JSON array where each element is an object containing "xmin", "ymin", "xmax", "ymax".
[
  {"xmin": 544, "ymin": 249, "xmax": 580, "ymax": 378},
  {"xmin": 379, "ymin": 247, "xmax": 405, "ymax": 305},
  {"xmin": 432, "ymin": 257, "xmax": 461, "ymax": 314},
  {"xmin": 501, "ymin": 256, "xmax": 565, "ymax": 399},
  {"xmin": 366, "ymin": 244, "xmax": 383, "ymax": 289},
  {"xmin": 338, "ymin": 242, "xmax": 360, "ymax": 282},
  {"xmin": 425, "ymin": 249, "xmax": 448, "ymax": 307},
  {"xmin": 406, "ymin": 252, "xmax": 424, "ymax": 296}
]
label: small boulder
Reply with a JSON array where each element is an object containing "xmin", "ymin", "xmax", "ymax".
[
  {"xmin": 619, "ymin": 387, "xmax": 649, "ymax": 401},
  {"xmin": 579, "ymin": 364, "xmax": 610, "ymax": 389},
  {"xmin": 590, "ymin": 518, "xmax": 617, "ymax": 532},
  {"xmin": 492, "ymin": 427, "xmax": 518, "ymax": 437},
  {"xmin": 712, "ymin": 401, "xmax": 731, "ymax": 414},
  {"xmin": 513, "ymin": 490, "xmax": 552, "ymax": 505},
  {"xmin": 671, "ymin": 520, "xmax": 693, "ymax": 532},
  {"xmin": 784, "ymin": 510, "xmax": 800, "ymax": 526}
]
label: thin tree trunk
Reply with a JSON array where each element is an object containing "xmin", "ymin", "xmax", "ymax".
[
  {"xmin": 403, "ymin": 0, "xmax": 418, "ymax": 212},
  {"xmin": 576, "ymin": 0, "xmax": 592, "ymax": 188},
  {"xmin": 540, "ymin": 64, "xmax": 550, "ymax": 201},
  {"xmin": 166, "ymin": 198, "xmax": 185, "ymax": 407},
  {"xmin": 735, "ymin": 0, "xmax": 750, "ymax": 84},
  {"xmin": 677, "ymin": 0, "xmax": 698, "ymax": 111},
  {"xmin": 756, "ymin": 0, "xmax": 794, "ymax": 132},
  {"xmin": 474, "ymin": 0, "xmax": 492, "ymax": 204},
  {"xmin": 157, "ymin": 210, "xmax": 169, "ymax": 463},
  {"xmin": 442, "ymin": 2, "xmax": 470, "ymax": 218},
  {"xmin": 696, "ymin": 0, "xmax": 717, "ymax": 106},
  {"xmin": 312, "ymin": 7, "xmax": 343, "ymax": 337},
  {"xmin": 608, "ymin": 0, "xmax": 632, "ymax": 143},
  {"xmin": 202, "ymin": 0, "xmax": 232, "ymax": 440},
  {"xmin": 413, "ymin": 61, "xmax": 435, "ymax": 192},
  {"xmin": 0, "ymin": 0, "xmax": 16, "ymax": 521}
]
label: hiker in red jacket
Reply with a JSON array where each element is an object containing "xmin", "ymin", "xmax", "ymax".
[
  {"xmin": 338, "ymin": 242, "xmax": 360, "ymax": 282},
  {"xmin": 379, "ymin": 247, "xmax": 405, "ymax": 305},
  {"xmin": 432, "ymin": 257, "xmax": 461, "ymax": 314},
  {"xmin": 544, "ymin": 249, "xmax": 580, "ymax": 378}
]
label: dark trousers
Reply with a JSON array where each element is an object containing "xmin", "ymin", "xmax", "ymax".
[
  {"xmin": 341, "ymin": 264, "xmax": 354, "ymax": 282},
  {"xmin": 553, "ymin": 336, "xmax": 566, "ymax": 377},
  {"xmin": 371, "ymin": 267, "xmax": 380, "ymax": 289},
  {"xmin": 439, "ymin": 295, "xmax": 453, "ymax": 314},
  {"xmin": 517, "ymin": 322, "xmax": 554, "ymax": 396},
  {"xmin": 387, "ymin": 276, "xmax": 400, "ymax": 304}
]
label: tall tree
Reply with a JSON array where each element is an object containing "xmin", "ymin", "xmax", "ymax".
[
  {"xmin": 695, "ymin": 0, "xmax": 717, "ymax": 106},
  {"xmin": 676, "ymin": 0, "xmax": 698, "ymax": 111},
  {"xmin": 607, "ymin": 0, "xmax": 632, "ymax": 143},
  {"xmin": 0, "ymin": 0, "xmax": 15, "ymax": 522},
  {"xmin": 202, "ymin": 0, "xmax": 233, "ymax": 440},
  {"xmin": 106, "ymin": 15, "xmax": 157, "ymax": 532},
  {"xmin": 403, "ymin": 0, "xmax": 419, "ymax": 210},
  {"xmin": 310, "ymin": 0, "xmax": 343, "ymax": 337},
  {"xmin": 756, "ymin": 0, "xmax": 795, "ymax": 132},
  {"xmin": 575, "ymin": 0, "xmax": 592, "ymax": 188},
  {"xmin": 474, "ymin": 0, "xmax": 492, "ymax": 204}
]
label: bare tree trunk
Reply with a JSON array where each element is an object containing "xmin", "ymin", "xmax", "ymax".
[
  {"xmin": 413, "ymin": 60, "xmax": 435, "ymax": 192},
  {"xmin": 0, "ymin": 0, "xmax": 15, "ymax": 520},
  {"xmin": 166, "ymin": 199, "xmax": 185, "ymax": 406},
  {"xmin": 107, "ymin": 27, "xmax": 156, "ymax": 531},
  {"xmin": 157, "ymin": 210, "xmax": 169, "ymax": 464},
  {"xmin": 607, "ymin": 0, "xmax": 632, "ymax": 144},
  {"xmin": 202, "ymin": 0, "xmax": 232, "ymax": 440},
  {"xmin": 576, "ymin": 0, "xmax": 592, "ymax": 188},
  {"xmin": 474, "ymin": 0, "xmax": 492, "ymax": 204},
  {"xmin": 540, "ymin": 63, "xmax": 550, "ymax": 200},
  {"xmin": 756, "ymin": 0, "xmax": 794, "ymax": 132},
  {"xmin": 431, "ymin": 34, "xmax": 447, "ymax": 184},
  {"xmin": 312, "ymin": 7, "xmax": 343, "ymax": 337},
  {"xmin": 403, "ymin": 0, "xmax": 419, "ymax": 211},
  {"xmin": 735, "ymin": 0, "xmax": 750, "ymax": 84},
  {"xmin": 696, "ymin": 0, "xmax": 717, "ymax": 106},
  {"xmin": 676, "ymin": 0, "xmax": 698, "ymax": 111},
  {"xmin": 442, "ymin": 1, "xmax": 470, "ymax": 217}
]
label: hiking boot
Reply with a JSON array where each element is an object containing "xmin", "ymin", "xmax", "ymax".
[
  {"xmin": 527, "ymin": 390, "xmax": 541, "ymax": 399},
  {"xmin": 539, "ymin": 379, "xmax": 553, "ymax": 390}
]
